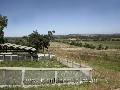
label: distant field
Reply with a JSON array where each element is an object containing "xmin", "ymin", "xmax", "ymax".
[
  {"xmin": 54, "ymin": 39, "xmax": 120, "ymax": 49},
  {"xmin": 81, "ymin": 41, "xmax": 120, "ymax": 48},
  {"xmin": 50, "ymin": 42, "xmax": 75, "ymax": 48}
]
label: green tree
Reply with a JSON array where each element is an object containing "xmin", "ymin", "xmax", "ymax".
[
  {"xmin": 0, "ymin": 14, "xmax": 8, "ymax": 44},
  {"xmin": 28, "ymin": 30, "xmax": 43, "ymax": 51},
  {"xmin": 28, "ymin": 30, "xmax": 55, "ymax": 53},
  {"xmin": 48, "ymin": 30, "xmax": 55, "ymax": 40},
  {"xmin": 42, "ymin": 30, "xmax": 55, "ymax": 53}
]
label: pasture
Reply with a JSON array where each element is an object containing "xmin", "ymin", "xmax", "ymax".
[
  {"xmin": 49, "ymin": 41, "xmax": 120, "ymax": 90},
  {"xmin": 81, "ymin": 41, "xmax": 120, "ymax": 49}
]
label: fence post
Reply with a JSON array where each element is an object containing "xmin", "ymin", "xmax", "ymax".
[
  {"xmin": 3, "ymin": 54, "xmax": 5, "ymax": 61},
  {"xmin": 79, "ymin": 70, "xmax": 82, "ymax": 84},
  {"xmin": 31, "ymin": 56, "xmax": 33, "ymax": 60},
  {"xmin": 72, "ymin": 61, "xmax": 73, "ymax": 67},
  {"xmin": 55, "ymin": 71, "xmax": 57, "ymax": 83},
  {"xmin": 89, "ymin": 70, "xmax": 92, "ymax": 80},
  {"xmin": 57, "ymin": 57, "xmax": 59, "ymax": 61},
  {"xmin": 21, "ymin": 69, "xmax": 25, "ymax": 86},
  {"xmin": 24, "ymin": 56, "xmax": 26, "ymax": 60},
  {"xmin": 10, "ymin": 55, "xmax": 12, "ymax": 61},
  {"xmin": 17, "ymin": 55, "xmax": 19, "ymax": 61},
  {"xmin": 3, "ymin": 70, "xmax": 6, "ymax": 85}
]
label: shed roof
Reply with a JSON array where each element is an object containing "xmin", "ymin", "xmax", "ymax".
[{"xmin": 0, "ymin": 43, "xmax": 36, "ymax": 52}]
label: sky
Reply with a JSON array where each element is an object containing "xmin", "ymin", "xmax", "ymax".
[{"xmin": 0, "ymin": 0, "xmax": 120, "ymax": 37}]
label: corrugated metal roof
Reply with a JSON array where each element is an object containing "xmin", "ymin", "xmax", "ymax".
[
  {"xmin": 13, "ymin": 45, "xmax": 21, "ymax": 48},
  {"xmin": 19, "ymin": 46, "xmax": 27, "ymax": 49},
  {"xmin": 0, "ymin": 43, "xmax": 36, "ymax": 52},
  {"xmin": 25, "ymin": 47, "xmax": 33, "ymax": 50}
]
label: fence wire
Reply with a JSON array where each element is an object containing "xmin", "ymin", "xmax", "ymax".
[{"xmin": 0, "ymin": 69, "xmax": 91, "ymax": 85}]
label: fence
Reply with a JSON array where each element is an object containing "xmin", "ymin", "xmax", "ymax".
[
  {"xmin": 0, "ymin": 53, "xmax": 55, "ymax": 61},
  {"xmin": 0, "ymin": 67, "xmax": 92, "ymax": 86},
  {"xmin": 0, "ymin": 54, "xmax": 38, "ymax": 61},
  {"xmin": 57, "ymin": 57, "xmax": 87, "ymax": 68}
]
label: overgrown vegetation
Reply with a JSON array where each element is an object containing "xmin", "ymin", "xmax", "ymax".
[
  {"xmin": 0, "ymin": 59, "xmax": 67, "ymax": 68},
  {"xmin": 0, "ymin": 83, "xmax": 91, "ymax": 90},
  {"xmin": 49, "ymin": 42, "xmax": 120, "ymax": 90},
  {"xmin": 54, "ymin": 39, "xmax": 120, "ymax": 50}
]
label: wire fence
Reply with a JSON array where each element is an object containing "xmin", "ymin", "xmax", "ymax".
[
  {"xmin": 0, "ymin": 67, "xmax": 92, "ymax": 86},
  {"xmin": 57, "ymin": 57, "xmax": 86, "ymax": 68}
]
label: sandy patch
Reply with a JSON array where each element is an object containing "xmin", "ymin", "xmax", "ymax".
[{"xmin": 61, "ymin": 48, "xmax": 83, "ymax": 50}]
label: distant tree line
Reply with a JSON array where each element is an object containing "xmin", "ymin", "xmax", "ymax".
[
  {"xmin": 70, "ymin": 41, "xmax": 109, "ymax": 50},
  {"xmin": 54, "ymin": 34, "xmax": 120, "ymax": 41},
  {"xmin": 54, "ymin": 40, "xmax": 109, "ymax": 50}
]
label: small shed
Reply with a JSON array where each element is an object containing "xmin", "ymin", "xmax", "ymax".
[{"xmin": 0, "ymin": 43, "xmax": 37, "ymax": 61}]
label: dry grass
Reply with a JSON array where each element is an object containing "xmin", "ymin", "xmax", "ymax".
[{"xmin": 49, "ymin": 42, "xmax": 120, "ymax": 90}]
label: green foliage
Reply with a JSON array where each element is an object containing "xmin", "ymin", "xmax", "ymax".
[
  {"xmin": 70, "ymin": 41, "xmax": 76, "ymax": 45},
  {"xmin": 105, "ymin": 46, "xmax": 108, "ymax": 50},
  {"xmin": 4, "ymin": 30, "xmax": 55, "ymax": 52},
  {"xmin": 28, "ymin": 30, "xmax": 43, "ymax": 51},
  {"xmin": 97, "ymin": 44, "xmax": 103, "ymax": 50},
  {"xmin": 0, "ymin": 83, "xmax": 91, "ymax": 90},
  {"xmin": 0, "ymin": 14, "xmax": 8, "ymax": 44},
  {"xmin": 79, "ymin": 42, "xmax": 83, "ymax": 47},
  {"xmin": 28, "ymin": 30, "xmax": 55, "ymax": 52},
  {"xmin": 0, "ymin": 14, "xmax": 8, "ymax": 30}
]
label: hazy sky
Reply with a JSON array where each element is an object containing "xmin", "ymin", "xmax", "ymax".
[{"xmin": 0, "ymin": 0, "xmax": 120, "ymax": 37}]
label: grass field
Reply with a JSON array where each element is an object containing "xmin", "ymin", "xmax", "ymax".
[
  {"xmin": 49, "ymin": 42, "xmax": 120, "ymax": 90},
  {"xmin": 0, "ymin": 83, "xmax": 91, "ymax": 90},
  {"xmin": 0, "ymin": 41, "xmax": 119, "ymax": 90},
  {"xmin": 0, "ymin": 59, "xmax": 67, "ymax": 68},
  {"xmin": 81, "ymin": 41, "xmax": 120, "ymax": 49}
]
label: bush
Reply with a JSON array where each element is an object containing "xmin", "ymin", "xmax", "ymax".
[
  {"xmin": 105, "ymin": 46, "xmax": 108, "ymax": 50},
  {"xmin": 97, "ymin": 44, "xmax": 103, "ymax": 50}
]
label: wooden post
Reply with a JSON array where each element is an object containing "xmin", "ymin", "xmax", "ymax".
[
  {"xmin": 72, "ymin": 61, "xmax": 73, "ymax": 67},
  {"xmin": 3, "ymin": 54, "xmax": 5, "ymax": 61},
  {"xmin": 79, "ymin": 70, "xmax": 82, "ymax": 84},
  {"xmin": 67, "ymin": 59, "xmax": 68, "ymax": 65},
  {"xmin": 3, "ymin": 70, "xmax": 6, "ymax": 85},
  {"xmin": 89, "ymin": 70, "xmax": 92, "ymax": 80},
  {"xmin": 17, "ymin": 55, "xmax": 19, "ymax": 61},
  {"xmin": 10, "ymin": 55, "xmax": 12, "ymax": 61},
  {"xmin": 38, "ymin": 57, "xmax": 39, "ymax": 61},
  {"xmin": 57, "ymin": 57, "xmax": 59, "ymax": 62},
  {"xmin": 30, "ymin": 53, "xmax": 33, "ymax": 60},
  {"xmin": 31, "ymin": 56, "xmax": 33, "ymax": 60},
  {"xmin": 21, "ymin": 70, "xmax": 25, "ymax": 86},
  {"xmin": 24, "ymin": 56, "xmax": 26, "ymax": 60},
  {"xmin": 55, "ymin": 71, "xmax": 57, "ymax": 83}
]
